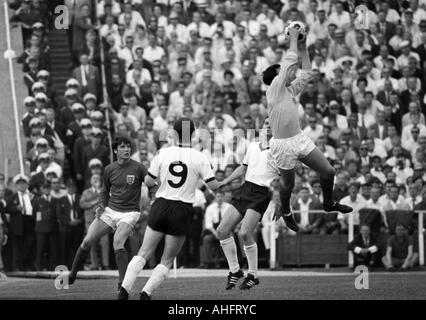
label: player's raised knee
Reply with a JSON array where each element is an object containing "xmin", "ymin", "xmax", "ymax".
[
  {"xmin": 112, "ymin": 235, "xmax": 126, "ymax": 250},
  {"xmin": 216, "ymin": 226, "xmax": 229, "ymax": 240}
]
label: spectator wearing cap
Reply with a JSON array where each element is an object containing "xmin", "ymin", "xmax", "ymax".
[
  {"xmin": 58, "ymin": 88, "xmax": 80, "ymax": 126},
  {"xmin": 81, "ymin": 128, "xmax": 109, "ymax": 183},
  {"xmin": 57, "ymin": 179, "xmax": 84, "ymax": 269},
  {"xmin": 82, "ymin": 93, "xmax": 99, "ymax": 119},
  {"xmin": 6, "ymin": 174, "xmax": 35, "ymax": 271},
  {"xmin": 29, "ymin": 153, "xmax": 50, "ymax": 196},
  {"xmin": 28, "ymin": 137, "xmax": 49, "ymax": 172},
  {"xmin": 397, "ymin": 40, "xmax": 421, "ymax": 70},
  {"xmin": 32, "ymin": 181, "xmax": 58, "ymax": 271},
  {"xmin": 338, "ymin": 182, "xmax": 367, "ymax": 234},
  {"xmin": 72, "ymin": 4, "xmax": 94, "ymax": 66},
  {"xmin": 73, "ymin": 118, "xmax": 93, "ymax": 189},
  {"xmin": 72, "ymin": 53, "xmax": 101, "ymax": 98},
  {"xmin": 402, "ymin": 8, "xmax": 420, "ymax": 36},
  {"xmin": 21, "ymin": 96, "xmax": 37, "ymax": 137},
  {"xmin": 23, "ymin": 56, "xmax": 40, "ymax": 95},
  {"xmin": 89, "ymin": 111, "xmax": 107, "ymax": 144}
]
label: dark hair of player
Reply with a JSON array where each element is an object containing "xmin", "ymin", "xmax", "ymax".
[
  {"xmin": 112, "ymin": 136, "xmax": 132, "ymax": 152},
  {"xmin": 262, "ymin": 64, "xmax": 280, "ymax": 86},
  {"xmin": 173, "ymin": 118, "xmax": 195, "ymax": 144}
]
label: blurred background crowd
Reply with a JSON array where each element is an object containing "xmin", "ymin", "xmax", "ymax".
[{"xmin": 0, "ymin": 0, "xmax": 425, "ymax": 274}]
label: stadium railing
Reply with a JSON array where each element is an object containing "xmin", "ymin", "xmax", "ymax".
[
  {"xmin": 269, "ymin": 210, "xmax": 425, "ymax": 269},
  {"xmin": 3, "ymin": 1, "xmax": 25, "ymax": 175}
]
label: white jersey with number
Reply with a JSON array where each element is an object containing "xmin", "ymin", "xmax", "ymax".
[
  {"xmin": 243, "ymin": 141, "xmax": 278, "ymax": 188},
  {"xmin": 148, "ymin": 146, "xmax": 215, "ymax": 204}
]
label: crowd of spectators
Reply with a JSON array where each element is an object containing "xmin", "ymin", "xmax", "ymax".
[{"xmin": 1, "ymin": 0, "xmax": 426, "ymax": 275}]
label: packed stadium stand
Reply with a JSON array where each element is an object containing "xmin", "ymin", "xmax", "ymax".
[{"xmin": 0, "ymin": 0, "xmax": 425, "ymax": 277}]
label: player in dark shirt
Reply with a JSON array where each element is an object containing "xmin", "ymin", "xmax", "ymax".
[{"xmin": 66, "ymin": 136, "xmax": 148, "ymax": 290}]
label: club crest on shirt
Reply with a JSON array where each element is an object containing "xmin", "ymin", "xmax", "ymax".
[{"xmin": 126, "ymin": 175, "xmax": 135, "ymax": 185}]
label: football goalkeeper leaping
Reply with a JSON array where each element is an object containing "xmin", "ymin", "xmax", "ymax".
[{"xmin": 262, "ymin": 23, "xmax": 352, "ymax": 231}]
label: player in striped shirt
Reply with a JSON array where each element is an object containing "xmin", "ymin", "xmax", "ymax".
[
  {"xmin": 262, "ymin": 25, "xmax": 352, "ymax": 232},
  {"xmin": 118, "ymin": 119, "xmax": 222, "ymax": 300}
]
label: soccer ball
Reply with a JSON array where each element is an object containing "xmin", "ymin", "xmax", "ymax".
[{"xmin": 285, "ymin": 21, "xmax": 307, "ymax": 41}]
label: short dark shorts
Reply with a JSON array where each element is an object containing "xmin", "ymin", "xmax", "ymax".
[
  {"xmin": 231, "ymin": 181, "xmax": 271, "ymax": 220},
  {"xmin": 147, "ymin": 197, "xmax": 193, "ymax": 236}
]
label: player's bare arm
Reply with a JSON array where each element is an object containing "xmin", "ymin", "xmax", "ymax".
[{"xmin": 220, "ymin": 165, "xmax": 247, "ymax": 186}]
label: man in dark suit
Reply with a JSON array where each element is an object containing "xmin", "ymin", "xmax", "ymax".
[
  {"xmin": 72, "ymin": 4, "xmax": 93, "ymax": 66},
  {"xmin": 6, "ymin": 175, "xmax": 35, "ymax": 271},
  {"xmin": 73, "ymin": 119, "xmax": 92, "ymax": 192},
  {"xmin": 72, "ymin": 53, "xmax": 101, "ymax": 98},
  {"xmin": 399, "ymin": 76, "xmax": 425, "ymax": 114},
  {"xmin": 292, "ymin": 187, "xmax": 324, "ymax": 234},
  {"xmin": 81, "ymin": 128, "xmax": 110, "ymax": 182},
  {"xmin": 376, "ymin": 10, "xmax": 396, "ymax": 42},
  {"xmin": 347, "ymin": 224, "xmax": 380, "ymax": 268},
  {"xmin": 33, "ymin": 181, "xmax": 58, "ymax": 271},
  {"xmin": 57, "ymin": 179, "xmax": 84, "ymax": 269}
]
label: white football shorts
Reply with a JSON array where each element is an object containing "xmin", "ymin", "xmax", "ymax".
[
  {"xmin": 99, "ymin": 207, "xmax": 141, "ymax": 230},
  {"xmin": 269, "ymin": 132, "xmax": 316, "ymax": 170}
]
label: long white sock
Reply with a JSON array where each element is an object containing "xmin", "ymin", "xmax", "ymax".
[
  {"xmin": 121, "ymin": 256, "xmax": 146, "ymax": 292},
  {"xmin": 244, "ymin": 243, "xmax": 258, "ymax": 277},
  {"xmin": 220, "ymin": 237, "xmax": 240, "ymax": 273},
  {"xmin": 142, "ymin": 264, "xmax": 169, "ymax": 295}
]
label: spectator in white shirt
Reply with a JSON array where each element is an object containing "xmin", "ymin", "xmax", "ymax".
[
  {"xmin": 328, "ymin": 1, "xmax": 351, "ymax": 32},
  {"xmin": 393, "ymin": 155, "xmax": 414, "ymax": 185},
  {"xmin": 143, "ymin": 34, "xmax": 166, "ymax": 64},
  {"xmin": 262, "ymin": 8, "xmax": 284, "ymax": 37},
  {"xmin": 118, "ymin": 35, "xmax": 137, "ymax": 70},
  {"xmin": 210, "ymin": 11, "xmax": 236, "ymax": 39},
  {"xmin": 186, "ymin": 11, "xmax": 211, "ymax": 41},
  {"xmin": 127, "ymin": 95, "xmax": 146, "ymax": 128},
  {"xmin": 338, "ymin": 182, "xmax": 367, "ymax": 234},
  {"xmin": 113, "ymin": 103, "xmax": 140, "ymax": 133},
  {"xmin": 118, "ymin": 2, "xmax": 146, "ymax": 31},
  {"xmin": 153, "ymin": 105, "xmax": 169, "ymax": 132},
  {"xmin": 168, "ymin": 81, "xmax": 186, "ymax": 118},
  {"xmin": 402, "ymin": 113, "xmax": 426, "ymax": 142},
  {"xmin": 406, "ymin": 182, "xmax": 423, "ymax": 210},
  {"xmin": 402, "ymin": 101, "xmax": 426, "ymax": 128},
  {"xmin": 166, "ymin": 12, "xmax": 187, "ymax": 44},
  {"xmin": 303, "ymin": 116, "xmax": 324, "ymax": 142},
  {"xmin": 381, "ymin": 184, "xmax": 410, "ymax": 211},
  {"xmin": 239, "ymin": 8, "xmax": 260, "ymax": 37}
]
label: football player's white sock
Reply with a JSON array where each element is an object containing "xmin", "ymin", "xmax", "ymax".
[
  {"xmin": 121, "ymin": 256, "xmax": 146, "ymax": 292},
  {"xmin": 142, "ymin": 264, "xmax": 169, "ymax": 295},
  {"xmin": 220, "ymin": 237, "xmax": 240, "ymax": 273},
  {"xmin": 244, "ymin": 243, "xmax": 258, "ymax": 277}
]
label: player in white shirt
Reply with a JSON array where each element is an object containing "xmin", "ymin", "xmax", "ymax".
[
  {"xmin": 216, "ymin": 118, "xmax": 278, "ymax": 290},
  {"xmin": 262, "ymin": 24, "xmax": 352, "ymax": 233},
  {"xmin": 118, "ymin": 119, "xmax": 221, "ymax": 300}
]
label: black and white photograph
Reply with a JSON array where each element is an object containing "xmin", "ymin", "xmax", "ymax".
[{"xmin": 0, "ymin": 0, "xmax": 425, "ymax": 312}]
